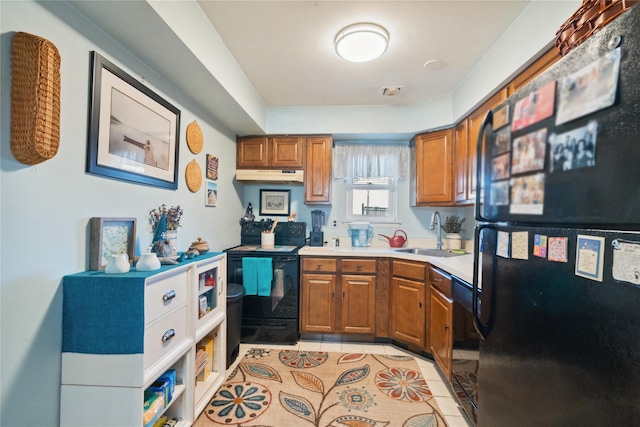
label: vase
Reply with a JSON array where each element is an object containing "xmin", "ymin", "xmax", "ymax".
[
  {"xmin": 136, "ymin": 252, "xmax": 161, "ymax": 271},
  {"xmin": 105, "ymin": 254, "xmax": 130, "ymax": 274},
  {"xmin": 446, "ymin": 233, "xmax": 462, "ymax": 250}
]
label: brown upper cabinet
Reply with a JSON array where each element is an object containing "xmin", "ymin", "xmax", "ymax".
[
  {"xmin": 236, "ymin": 136, "xmax": 304, "ymax": 169},
  {"xmin": 507, "ymin": 47, "xmax": 561, "ymax": 96},
  {"xmin": 466, "ymin": 88, "xmax": 509, "ymax": 204},
  {"xmin": 410, "ymin": 129, "xmax": 454, "ymax": 206},
  {"xmin": 304, "ymin": 136, "xmax": 333, "ymax": 205},
  {"xmin": 236, "ymin": 135, "xmax": 333, "ymax": 205}
]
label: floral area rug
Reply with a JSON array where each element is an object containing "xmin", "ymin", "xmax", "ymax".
[{"xmin": 194, "ymin": 348, "xmax": 449, "ymax": 427}]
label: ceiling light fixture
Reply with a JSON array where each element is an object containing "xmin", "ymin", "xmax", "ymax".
[{"xmin": 335, "ymin": 23, "xmax": 389, "ymax": 63}]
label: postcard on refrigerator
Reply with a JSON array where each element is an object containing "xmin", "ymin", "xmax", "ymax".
[
  {"xmin": 612, "ymin": 239, "xmax": 640, "ymax": 285},
  {"xmin": 511, "ymin": 128, "xmax": 547, "ymax": 174},
  {"xmin": 556, "ymin": 48, "xmax": 620, "ymax": 125},
  {"xmin": 492, "ymin": 153, "xmax": 510, "ymax": 181},
  {"xmin": 512, "ymin": 80, "xmax": 556, "ymax": 131},
  {"xmin": 493, "ymin": 105, "xmax": 510, "ymax": 130},
  {"xmin": 548, "ymin": 237, "xmax": 568, "ymax": 262},
  {"xmin": 490, "ymin": 180, "xmax": 509, "ymax": 206},
  {"xmin": 511, "ymin": 231, "xmax": 529, "ymax": 260},
  {"xmin": 492, "ymin": 127, "xmax": 511, "ymax": 156},
  {"xmin": 509, "ymin": 173, "xmax": 545, "ymax": 215},
  {"xmin": 549, "ymin": 121, "xmax": 597, "ymax": 172},
  {"xmin": 575, "ymin": 235, "xmax": 605, "ymax": 282},
  {"xmin": 497, "ymin": 231, "xmax": 510, "ymax": 258},
  {"xmin": 533, "ymin": 234, "xmax": 548, "ymax": 258}
]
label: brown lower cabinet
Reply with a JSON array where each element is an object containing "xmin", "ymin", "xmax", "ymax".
[
  {"xmin": 390, "ymin": 260, "xmax": 428, "ymax": 348},
  {"xmin": 300, "ymin": 257, "xmax": 376, "ymax": 334},
  {"xmin": 429, "ymin": 266, "xmax": 454, "ymax": 380}
]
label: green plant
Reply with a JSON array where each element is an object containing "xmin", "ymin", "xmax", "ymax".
[
  {"xmin": 149, "ymin": 204, "xmax": 183, "ymax": 231},
  {"xmin": 441, "ymin": 215, "xmax": 465, "ymax": 234}
]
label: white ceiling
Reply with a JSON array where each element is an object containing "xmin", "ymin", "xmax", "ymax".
[{"xmin": 197, "ymin": 0, "xmax": 532, "ymax": 107}]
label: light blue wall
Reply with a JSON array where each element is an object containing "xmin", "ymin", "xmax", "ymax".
[
  {"xmin": 242, "ymin": 178, "xmax": 474, "ymax": 244},
  {"xmin": 0, "ymin": 2, "xmax": 244, "ymax": 425}
]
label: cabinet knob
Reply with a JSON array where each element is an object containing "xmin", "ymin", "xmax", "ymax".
[
  {"xmin": 356, "ymin": 265, "xmax": 362, "ymax": 271},
  {"xmin": 162, "ymin": 289, "xmax": 176, "ymax": 302},
  {"xmin": 316, "ymin": 264, "xmax": 322, "ymax": 270},
  {"xmin": 161, "ymin": 329, "xmax": 176, "ymax": 343}
]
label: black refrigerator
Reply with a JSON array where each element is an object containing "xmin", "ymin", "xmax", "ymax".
[{"xmin": 473, "ymin": 4, "xmax": 640, "ymax": 426}]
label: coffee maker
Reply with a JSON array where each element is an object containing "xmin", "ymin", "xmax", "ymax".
[{"xmin": 309, "ymin": 210, "xmax": 326, "ymax": 246}]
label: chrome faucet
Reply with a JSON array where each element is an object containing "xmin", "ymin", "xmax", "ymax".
[{"xmin": 429, "ymin": 211, "xmax": 443, "ymax": 250}]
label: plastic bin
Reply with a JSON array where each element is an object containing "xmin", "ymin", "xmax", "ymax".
[{"xmin": 226, "ymin": 283, "xmax": 245, "ymax": 368}]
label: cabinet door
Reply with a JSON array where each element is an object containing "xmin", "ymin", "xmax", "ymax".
[
  {"xmin": 507, "ymin": 48, "xmax": 560, "ymax": 96},
  {"xmin": 237, "ymin": 136, "xmax": 269, "ymax": 168},
  {"xmin": 430, "ymin": 285, "xmax": 453, "ymax": 380},
  {"xmin": 390, "ymin": 277, "xmax": 425, "ymax": 347},
  {"xmin": 341, "ymin": 274, "xmax": 375, "ymax": 334},
  {"xmin": 300, "ymin": 273, "xmax": 336, "ymax": 332},
  {"xmin": 271, "ymin": 137, "xmax": 304, "ymax": 169},
  {"xmin": 453, "ymin": 119, "xmax": 470, "ymax": 203},
  {"xmin": 304, "ymin": 136, "xmax": 332, "ymax": 205},
  {"xmin": 468, "ymin": 89, "xmax": 508, "ymax": 202},
  {"xmin": 413, "ymin": 129, "xmax": 453, "ymax": 205}
]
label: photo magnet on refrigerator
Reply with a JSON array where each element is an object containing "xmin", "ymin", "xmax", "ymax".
[
  {"xmin": 612, "ymin": 239, "xmax": 640, "ymax": 285},
  {"xmin": 575, "ymin": 235, "xmax": 605, "ymax": 282},
  {"xmin": 548, "ymin": 237, "xmax": 568, "ymax": 262}
]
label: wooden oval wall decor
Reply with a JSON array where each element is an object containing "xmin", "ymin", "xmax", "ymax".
[
  {"xmin": 186, "ymin": 120, "xmax": 203, "ymax": 154},
  {"xmin": 185, "ymin": 159, "xmax": 202, "ymax": 192},
  {"xmin": 11, "ymin": 32, "xmax": 61, "ymax": 165}
]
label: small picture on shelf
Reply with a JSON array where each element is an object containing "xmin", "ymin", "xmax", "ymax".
[
  {"xmin": 199, "ymin": 295, "xmax": 208, "ymax": 318},
  {"xmin": 199, "ymin": 271, "xmax": 217, "ymax": 290}
]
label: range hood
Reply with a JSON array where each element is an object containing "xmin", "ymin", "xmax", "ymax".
[{"xmin": 235, "ymin": 169, "xmax": 304, "ymax": 183}]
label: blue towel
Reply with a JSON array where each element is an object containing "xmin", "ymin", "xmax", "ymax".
[
  {"xmin": 242, "ymin": 258, "xmax": 258, "ymax": 295},
  {"xmin": 256, "ymin": 258, "xmax": 273, "ymax": 296}
]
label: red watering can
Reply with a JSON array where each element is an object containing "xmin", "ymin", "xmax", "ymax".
[{"xmin": 378, "ymin": 230, "xmax": 408, "ymax": 248}]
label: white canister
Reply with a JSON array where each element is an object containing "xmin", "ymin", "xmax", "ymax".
[
  {"xmin": 136, "ymin": 252, "xmax": 161, "ymax": 271},
  {"xmin": 261, "ymin": 232, "xmax": 275, "ymax": 248},
  {"xmin": 105, "ymin": 254, "xmax": 130, "ymax": 274}
]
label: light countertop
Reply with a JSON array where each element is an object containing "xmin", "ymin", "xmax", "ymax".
[{"xmin": 298, "ymin": 245, "xmax": 474, "ymax": 284}]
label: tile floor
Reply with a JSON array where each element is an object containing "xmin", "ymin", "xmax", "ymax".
[{"xmin": 227, "ymin": 338, "xmax": 473, "ymax": 427}]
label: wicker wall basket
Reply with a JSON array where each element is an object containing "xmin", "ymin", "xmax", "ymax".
[
  {"xmin": 10, "ymin": 32, "xmax": 61, "ymax": 165},
  {"xmin": 556, "ymin": 0, "xmax": 638, "ymax": 56}
]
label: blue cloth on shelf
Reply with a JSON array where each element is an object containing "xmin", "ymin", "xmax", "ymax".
[
  {"xmin": 242, "ymin": 257, "xmax": 273, "ymax": 296},
  {"xmin": 256, "ymin": 258, "xmax": 273, "ymax": 296}
]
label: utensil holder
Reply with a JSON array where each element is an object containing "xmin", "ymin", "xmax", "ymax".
[{"xmin": 261, "ymin": 232, "xmax": 275, "ymax": 248}]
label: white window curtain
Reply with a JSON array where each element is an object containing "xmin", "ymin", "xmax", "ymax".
[{"xmin": 333, "ymin": 144, "xmax": 410, "ymax": 179}]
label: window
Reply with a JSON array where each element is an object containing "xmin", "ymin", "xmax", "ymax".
[{"xmin": 346, "ymin": 177, "xmax": 397, "ymax": 222}]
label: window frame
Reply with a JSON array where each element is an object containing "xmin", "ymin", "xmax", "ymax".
[{"xmin": 345, "ymin": 177, "xmax": 398, "ymax": 223}]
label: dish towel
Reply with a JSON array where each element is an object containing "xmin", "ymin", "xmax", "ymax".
[
  {"xmin": 256, "ymin": 258, "xmax": 273, "ymax": 296},
  {"xmin": 242, "ymin": 257, "xmax": 273, "ymax": 296},
  {"xmin": 242, "ymin": 258, "xmax": 258, "ymax": 295}
]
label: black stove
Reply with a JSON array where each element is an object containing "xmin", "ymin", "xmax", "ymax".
[{"xmin": 225, "ymin": 221, "xmax": 306, "ymax": 345}]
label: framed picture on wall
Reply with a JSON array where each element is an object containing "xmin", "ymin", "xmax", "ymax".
[
  {"xmin": 259, "ymin": 189, "xmax": 290, "ymax": 216},
  {"xmin": 89, "ymin": 217, "xmax": 136, "ymax": 270},
  {"xmin": 86, "ymin": 51, "xmax": 181, "ymax": 189}
]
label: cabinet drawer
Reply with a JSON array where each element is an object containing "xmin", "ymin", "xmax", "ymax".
[
  {"xmin": 303, "ymin": 258, "xmax": 337, "ymax": 273},
  {"xmin": 429, "ymin": 266, "xmax": 452, "ymax": 297},
  {"xmin": 342, "ymin": 259, "xmax": 376, "ymax": 274},
  {"xmin": 144, "ymin": 306, "xmax": 188, "ymax": 369},
  {"xmin": 145, "ymin": 271, "xmax": 188, "ymax": 325},
  {"xmin": 392, "ymin": 260, "xmax": 426, "ymax": 281}
]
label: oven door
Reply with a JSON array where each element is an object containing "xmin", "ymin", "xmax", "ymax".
[{"xmin": 227, "ymin": 254, "xmax": 300, "ymax": 343}]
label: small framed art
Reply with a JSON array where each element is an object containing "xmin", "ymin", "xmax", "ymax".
[
  {"xmin": 89, "ymin": 217, "xmax": 136, "ymax": 270},
  {"xmin": 259, "ymin": 189, "xmax": 290, "ymax": 216}
]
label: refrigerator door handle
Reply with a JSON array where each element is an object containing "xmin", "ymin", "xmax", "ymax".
[
  {"xmin": 473, "ymin": 223, "xmax": 494, "ymax": 339},
  {"xmin": 475, "ymin": 109, "xmax": 493, "ymax": 223}
]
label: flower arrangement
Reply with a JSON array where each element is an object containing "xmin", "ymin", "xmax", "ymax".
[
  {"xmin": 149, "ymin": 204, "xmax": 183, "ymax": 231},
  {"xmin": 441, "ymin": 215, "xmax": 465, "ymax": 234}
]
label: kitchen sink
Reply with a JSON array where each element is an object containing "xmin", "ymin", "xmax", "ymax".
[{"xmin": 393, "ymin": 248, "xmax": 464, "ymax": 258}]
